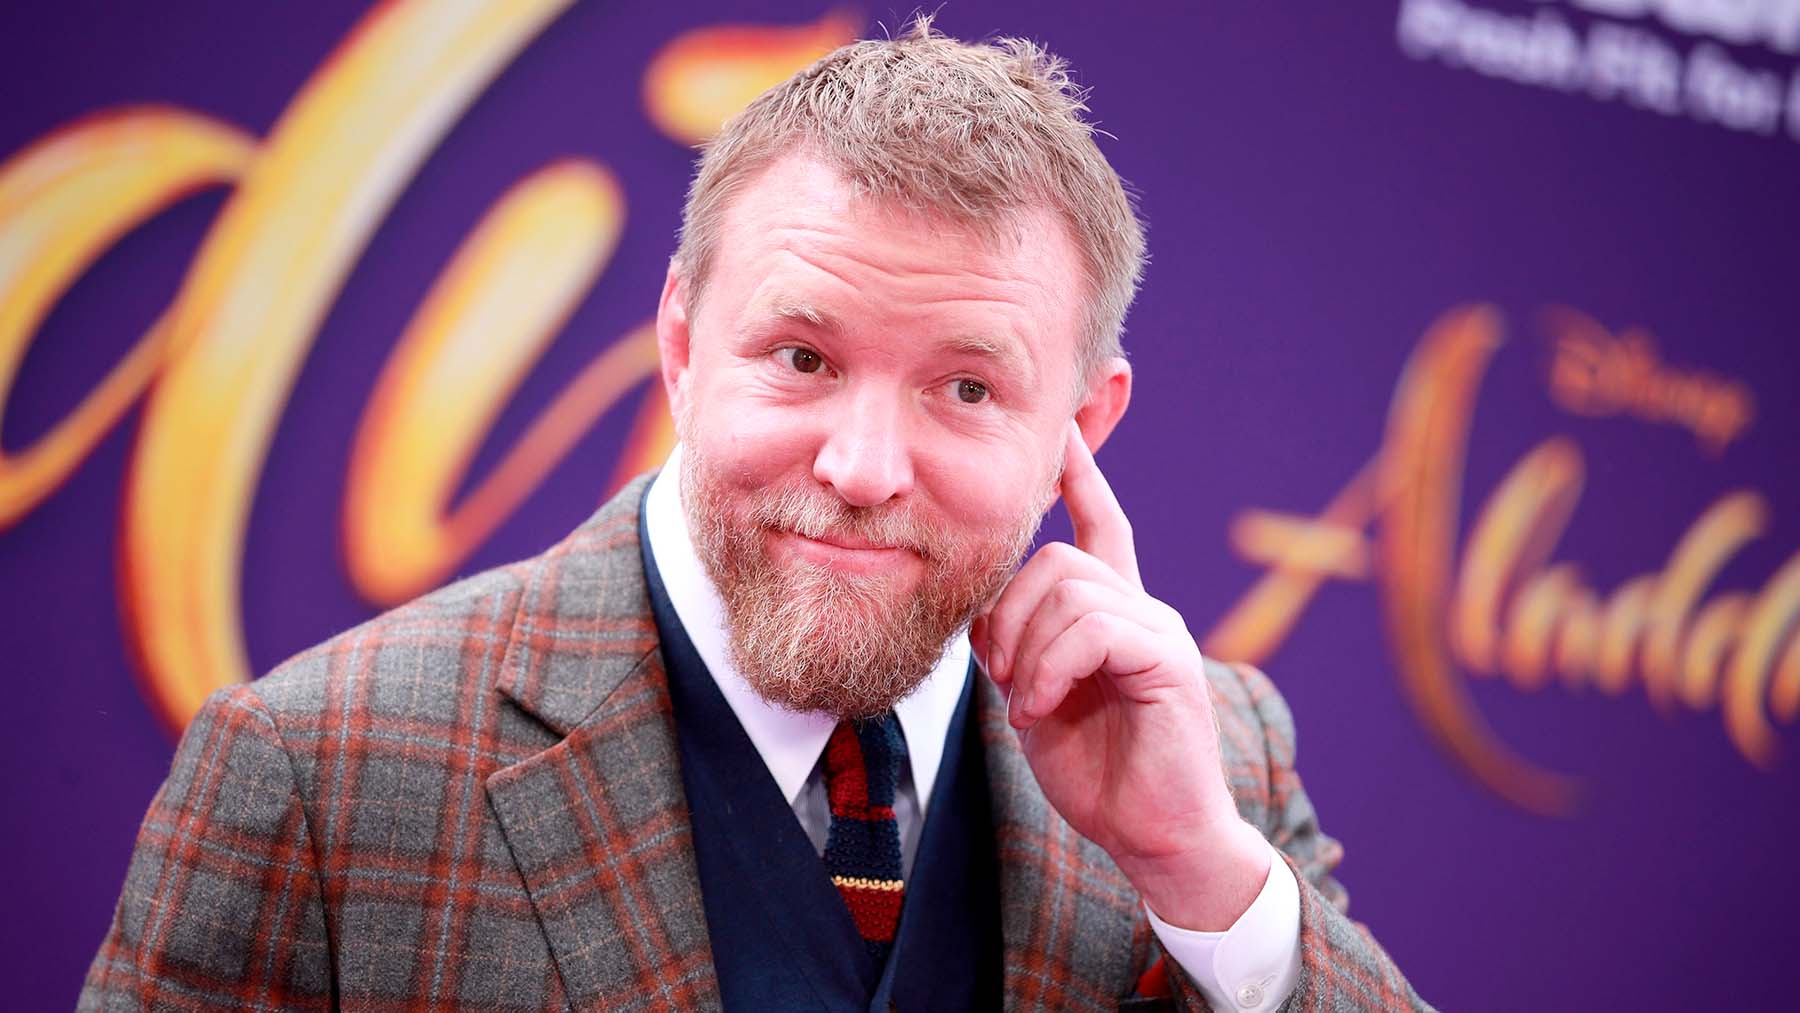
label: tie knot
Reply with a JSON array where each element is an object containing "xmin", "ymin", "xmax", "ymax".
[{"xmin": 824, "ymin": 712, "xmax": 906, "ymax": 816}]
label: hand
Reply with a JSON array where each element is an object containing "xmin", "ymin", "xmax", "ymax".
[{"xmin": 970, "ymin": 422, "xmax": 1271, "ymax": 931}]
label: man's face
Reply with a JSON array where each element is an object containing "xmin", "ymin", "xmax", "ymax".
[{"xmin": 660, "ymin": 154, "xmax": 1103, "ymax": 718}]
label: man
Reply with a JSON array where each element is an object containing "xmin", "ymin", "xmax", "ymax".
[{"xmin": 83, "ymin": 21, "xmax": 1430, "ymax": 1012}]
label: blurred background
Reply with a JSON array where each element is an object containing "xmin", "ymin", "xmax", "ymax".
[{"xmin": 3, "ymin": 1, "xmax": 1797, "ymax": 1008}]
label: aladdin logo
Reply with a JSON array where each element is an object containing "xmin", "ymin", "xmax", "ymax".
[
  {"xmin": 1202, "ymin": 305, "xmax": 1796, "ymax": 815},
  {"xmin": 0, "ymin": 3, "xmax": 852, "ymax": 728}
]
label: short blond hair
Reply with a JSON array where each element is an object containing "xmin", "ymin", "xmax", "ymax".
[{"xmin": 674, "ymin": 16, "xmax": 1146, "ymax": 382}]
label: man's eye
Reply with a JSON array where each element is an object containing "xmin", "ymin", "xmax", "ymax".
[
  {"xmin": 953, "ymin": 378, "xmax": 989, "ymax": 404},
  {"xmin": 780, "ymin": 348, "xmax": 824, "ymax": 374}
]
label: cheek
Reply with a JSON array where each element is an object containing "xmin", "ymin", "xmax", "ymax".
[
  {"xmin": 919, "ymin": 443, "xmax": 1047, "ymax": 531},
  {"xmin": 689, "ymin": 396, "xmax": 822, "ymax": 485}
]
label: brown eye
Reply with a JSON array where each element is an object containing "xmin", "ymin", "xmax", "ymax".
[
  {"xmin": 785, "ymin": 348, "xmax": 823, "ymax": 373},
  {"xmin": 956, "ymin": 379, "xmax": 989, "ymax": 404}
]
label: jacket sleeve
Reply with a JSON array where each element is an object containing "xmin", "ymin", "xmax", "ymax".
[
  {"xmin": 1162, "ymin": 662, "xmax": 1436, "ymax": 1013},
  {"xmin": 80, "ymin": 685, "xmax": 334, "ymax": 1011}
]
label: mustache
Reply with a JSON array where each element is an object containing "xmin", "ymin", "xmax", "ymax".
[{"xmin": 743, "ymin": 483, "xmax": 960, "ymax": 560}]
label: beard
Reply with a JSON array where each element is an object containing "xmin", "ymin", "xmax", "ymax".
[{"xmin": 681, "ymin": 438, "xmax": 1054, "ymax": 719}]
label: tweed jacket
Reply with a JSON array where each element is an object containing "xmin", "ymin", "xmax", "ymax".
[{"xmin": 82, "ymin": 474, "xmax": 1431, "ymax": 1012}]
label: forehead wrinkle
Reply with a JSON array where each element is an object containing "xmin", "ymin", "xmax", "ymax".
[
  {"xmin": 759, "ymin": 217, "xmax": 1048, "ymax": 292},
  {"xmin": 748, "ymin": 243, "xmax": 1053, "ymax": 334}
]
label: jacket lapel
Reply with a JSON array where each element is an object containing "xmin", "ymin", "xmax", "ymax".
[
  {"xmin": 978, "ymin": 679, "xmax": 1148, "ymax": 1012},
  {"xmin": 484, "ymin": 476, "xmax": 722, "ymax": 1010}
]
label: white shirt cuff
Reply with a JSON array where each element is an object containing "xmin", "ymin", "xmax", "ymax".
[{"xmin": 1143, "ymin": 837, "xmax": 1301, "ymax": 1011}]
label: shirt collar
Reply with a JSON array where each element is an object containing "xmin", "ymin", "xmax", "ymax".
[{"xmin": 642, "ymin": 444, "xmax": 970, "ymax": 814}]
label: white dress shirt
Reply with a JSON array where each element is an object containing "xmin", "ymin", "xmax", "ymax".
[{"xmin": 643, "ymin": 446, "xmax": 1301, "ymax": 1009}]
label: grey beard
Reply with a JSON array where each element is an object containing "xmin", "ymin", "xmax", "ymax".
[{"xmin": 681, "ymin": 440, "xmax": 1050, "ymax": 719}]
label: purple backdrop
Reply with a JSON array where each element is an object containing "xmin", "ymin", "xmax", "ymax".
[{"xmin": 4, "ymin": 2, "xmax": 1798, "ymax": 1008}]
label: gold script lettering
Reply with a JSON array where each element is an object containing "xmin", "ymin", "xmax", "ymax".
[
  {"xmin": 342, "ymin": 161, "xmax": 661, "ymax": 606},
  {"xmin": 642, "ymin": 11, "xmax": 858, "ymax": 145},
  {"xmin": 0, "ymin": 108, "xmax": 252, "ymax": 526},
  {"xmin": 120, "ymin": 0, "xmax": 578, "ymax": 728},
  {"xmin": 1205, "ymin": 304, "xmax": 1799, "ymax": 813},
  {"xmin": 1376, "ymin": 307, "xmax": 1583, "ymax": 814}
]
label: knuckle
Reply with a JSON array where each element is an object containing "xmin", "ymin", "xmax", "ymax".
[
  {"xmin": 1073, "ymin": 610, "xmax": 1111, "ymax": 638},
  {"xmin": 1051, "ymin": 577, "xmax": 1086, "ymax": 608}
]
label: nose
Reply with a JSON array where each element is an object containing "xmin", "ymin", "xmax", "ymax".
[{"xmin": 811, "ymin": 388, "xmax": 915, "ymax": 508}]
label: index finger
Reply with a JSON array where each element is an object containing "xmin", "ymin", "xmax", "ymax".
[{"xmin": 1058, "ymin": 420, "xmax": 1141, "ymax": 588}]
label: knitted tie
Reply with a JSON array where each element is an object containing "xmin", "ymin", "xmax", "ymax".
[{"xmin": 821, "ymin": 712, "xmax": 907, "ymax": 961}]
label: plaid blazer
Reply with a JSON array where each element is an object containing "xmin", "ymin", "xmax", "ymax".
[{"xmin": 81, "ymin": 474, "xmax": 1431, "ymax": 1012}]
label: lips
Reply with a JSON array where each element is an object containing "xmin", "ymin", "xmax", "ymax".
[
  {"xmin": 770, "ymin": 528, "xmax": 923, "ymax": 576},
  {"xmin": 795, "ymin": 528, "xmax": 901, "ymax": 551}
]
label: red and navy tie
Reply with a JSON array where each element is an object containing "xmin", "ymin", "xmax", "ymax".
[{"xmin": 822, "ymin": 712, "xmax": 907, "ymax": 961}]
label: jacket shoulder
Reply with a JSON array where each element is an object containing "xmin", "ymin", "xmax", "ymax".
[
  {"xmin": 243, "ymin": 473, "xmax": 655, "ymax": 735},
  {"xmin": 246, "ymin": 556, "xmax": 536, "ymax": 726}
]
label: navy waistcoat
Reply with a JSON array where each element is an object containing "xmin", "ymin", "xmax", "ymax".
[{"xmin": 640, "ymin": 508, "xmax": 1003, "ymax": 1011}]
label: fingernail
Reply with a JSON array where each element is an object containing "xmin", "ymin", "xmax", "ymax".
[{"xmin": 989, "ymin": 646, "xmax": 1006, "ymax": 680}]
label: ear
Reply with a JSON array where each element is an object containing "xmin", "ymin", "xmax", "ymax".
[
  {"xmin": 655, "ymin": 260, "xmax": 695, "ymax": 423},
  {"xmin": 1073, "ymin": 356, "xmax": 1132, "ymax": 454}
]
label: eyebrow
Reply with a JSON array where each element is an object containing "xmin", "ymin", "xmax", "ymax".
[
  {"xmin": 941, "ymin": 333, "xmax": 1009, "ymax": 359},
  {"xmin": 769, "ymin": 298, "xmax": 841, "ymax": 334},
  {"xmin": 938, "ymin": 333, "xmax": 1031, "ymax": 381},
  {"xmin": 761, "ymin": 297, "xmax": 1034, "ymax": 382}
]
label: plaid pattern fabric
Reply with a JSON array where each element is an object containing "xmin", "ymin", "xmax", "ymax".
[
  {"xmin": 821, "ymin": 714, "xmax": 907, "ymax": 958},
  {"xmin": 82, "ymin": 472, "xmax": 1433, "ymax": 1012}
]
